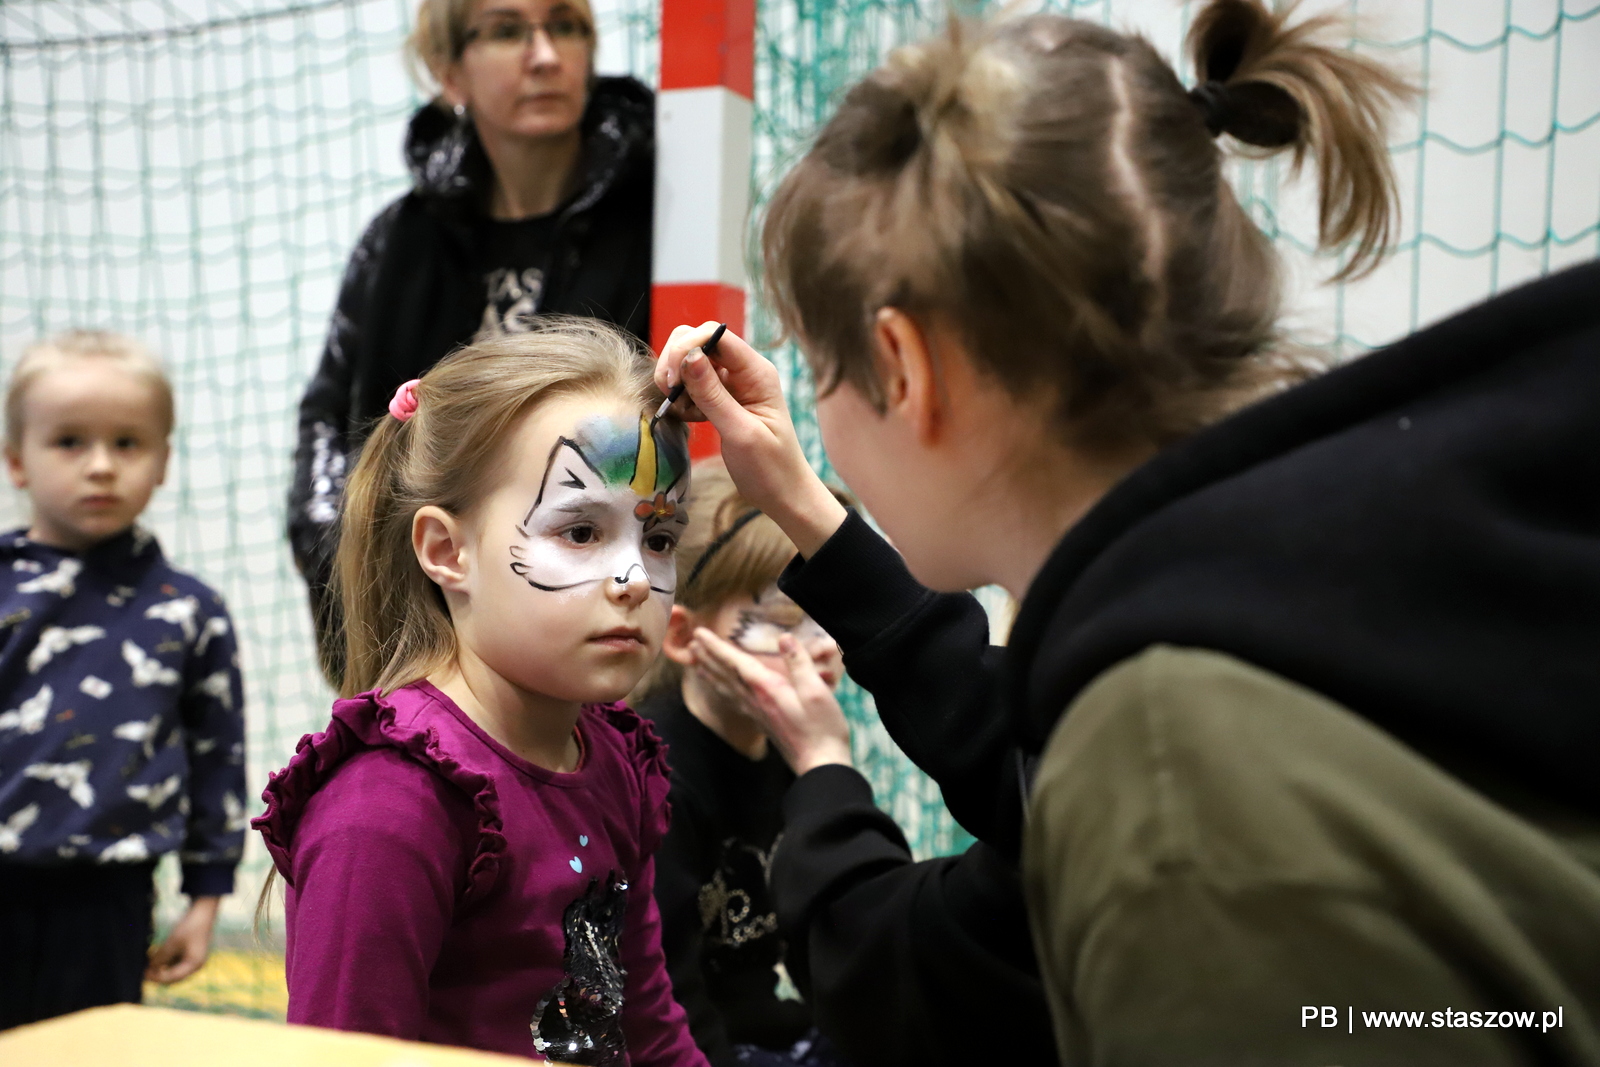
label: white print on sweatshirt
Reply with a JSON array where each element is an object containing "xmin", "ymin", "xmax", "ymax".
[
  {"xmin": 195, "ymin": 616, "xmax": 230, "ymax": 656},
  {"xmin": 144, "ymin": 596, "xmax": 199, "ymax": 643},
  {"xmin": 123, "ymin": 640, "xmax": 179, "ymax": 687},
  {"xmin": 127, "ymin": 775, "xmax": 182, "ymax": 811},
  {"xmin": 28, "ymin": 625, "xmax": 106, "ymax": 673},
  {"xmin": 0, "ymin": 804, "xmax": 40, "ymax": 852},
  {"xmin": 193, "ymin": 670, "xmax": 232, "ymax": 711},
  {"xmin": 98, "ymin": 834, "xmax": 150, "ymax": 863},
  {"xmin": 112, "ymin": 714, "xmax": 162, "ymax": 759},
  {"xmin": 0, "ymin": 684, "xmax": 51, "ymax": 734},
  {"xmin": 16, "ymin": 558, "xmax": 82, "ymax": 598},
  {"xmin": 24, "ymin": 760, "xmax": 95, "ymax": 808},
  {"xmin": 222, "ymin": 790, "xmax": 250, "ymax": 832}
]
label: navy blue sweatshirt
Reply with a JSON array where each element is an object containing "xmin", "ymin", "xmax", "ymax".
[{"xmin": 0, "ymin": 526, "xmax": 245, "ymax": 896}]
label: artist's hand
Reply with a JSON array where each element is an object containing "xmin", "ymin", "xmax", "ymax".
[
  {"xmin": 690, "ymin": 628, "xmax": 853, "ymax": 777},
  {"xmin": 656, "ymin": 322, "xmax": 847, "ymax": 558},
  {"xmin": 145, "ymin": 895, "xmax": 220, "ymax": 985}
]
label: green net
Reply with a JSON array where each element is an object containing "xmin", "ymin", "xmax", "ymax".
[{"xmin": 2, "ymin": 0, "xmax": 1597, "ymax": 1019}]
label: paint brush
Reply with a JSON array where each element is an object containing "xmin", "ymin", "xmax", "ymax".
[{"xmin": 655, "ymin": 322, "xmax": 727, "ymax": 420}]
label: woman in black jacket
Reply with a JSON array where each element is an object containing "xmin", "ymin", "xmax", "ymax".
[{"xmin": 288, "ymin": 0, "xmax": 653, "ymax": 676}]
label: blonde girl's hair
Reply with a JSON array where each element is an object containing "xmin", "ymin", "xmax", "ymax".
[
  {"xmin": 762, "ymin": 0, "xmax": 1416, "ymax": 450},
  {"xmin": 5, "ymin": 330, "xmax": 175, "ymax": 450},
  {"xmin": 632, "ymin": 463, "xmax": 852, "ymax": 701},
  {"xmin": 333, "ymin": 316, "xmax": 681, "ymax": 697},
  {"xmin": 406, "ymin": 0, "xmax": 597, "ymax": 98}
]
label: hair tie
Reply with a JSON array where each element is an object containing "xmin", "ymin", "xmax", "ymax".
[
  {"xmin": 388, "ymin": 379, "xmax": 421, "ymax": 422},
  {"xmin": 1188, "ymin": 80, "xmax": 1230, "ymax": 138},
  {"xmin": 685, "ymin": 509, "xmax": 763, "ymax": 591}
]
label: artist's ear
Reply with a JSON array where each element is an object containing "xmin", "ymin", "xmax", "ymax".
[
  {"xmin": 414, "ymin": 506, "xmax": 471, "ymax": 592},
  {"xmin": 661, "ymin": 605, "xmax": 699, "ymax": 666},
  {"xmin": 872, "ymin": 308, "xmax": 943, "ymax": 446}
]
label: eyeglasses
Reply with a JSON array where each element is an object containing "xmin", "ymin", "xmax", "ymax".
[{"xmin": 462, "ymin": 14, "xmax": 593, "ymax": 54}]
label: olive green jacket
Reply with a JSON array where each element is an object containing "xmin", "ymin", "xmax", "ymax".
[{"xmin": 1023, "ymin": 646, "xmax": 1600, "ymax": 1067}]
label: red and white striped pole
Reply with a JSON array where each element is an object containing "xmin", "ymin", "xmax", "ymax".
[{"xmin": 652, "ymin": 0, "xmax": 755, "ymax": 460}]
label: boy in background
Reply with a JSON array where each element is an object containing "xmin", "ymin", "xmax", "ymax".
[
  {"xmin": 0, "ymin": 330, "xmax": 245, "ymax": 1028},
  {"xmin": 636, "ymin": 465, "xmax": 848, "ymax": 1067}
]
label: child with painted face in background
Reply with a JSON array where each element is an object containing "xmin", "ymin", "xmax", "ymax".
[
  {"xmin": 0, "ymin": 331, "xmax": 245, "ymax": 1027},
  {"xmin": 253, "ymin": 320, "xmax": 709, "ymax": 1066},
  {"xmin": 631, "ymin": 464, "xmax": 850, "ymax": 1067}
]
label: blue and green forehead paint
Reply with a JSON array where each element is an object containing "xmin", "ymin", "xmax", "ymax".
[{"xmin": 561, "ymin": 413, "xmax": 688, "ymax": 500}]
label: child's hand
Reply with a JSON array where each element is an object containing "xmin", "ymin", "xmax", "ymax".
[
  {"xmin": 689, "ymin": 627, "xmax": 853, "ymax": 776},
  {"xmin": 655, "ymin": 322, "xmax": 847, "ymax": 558},
  {"xmin": 145, "ymin": 895, "xmax": 221, "ymax": 985}
]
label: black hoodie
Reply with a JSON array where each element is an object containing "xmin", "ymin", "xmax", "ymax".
[
  {"xmin": 1007, "ymin": 258, "xmax": 1600, "ymax": 814},
  {"xmin": 286, "ymin": 77, "xmax": 654, "ymax": 673}
]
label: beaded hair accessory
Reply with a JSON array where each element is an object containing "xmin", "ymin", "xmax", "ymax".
[{"xmin": 389, "ymin": 379, "xmax": 421, "ymax": 422}]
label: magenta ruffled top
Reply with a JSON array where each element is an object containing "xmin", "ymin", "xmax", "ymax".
[{"xmin": 251, "ymin": 682, "xmax": 702, "ymax": 1066}]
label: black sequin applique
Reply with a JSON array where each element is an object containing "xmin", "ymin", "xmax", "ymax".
[{"xmin": 531, "ymin": 872, "xmax": 630, "ymax": 1066}]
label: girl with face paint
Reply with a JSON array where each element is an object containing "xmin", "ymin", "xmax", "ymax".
[
  {"xmin": 253, "ymin": 320, "xmax": 709, "ymax": 1067},
  {"xmin": 627, "ymin": 464, "xmax": 850, "ymax": 1067}
]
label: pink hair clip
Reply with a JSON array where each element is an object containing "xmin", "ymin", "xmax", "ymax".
[{"xmin": 388, "ymin": 379, "xmax": 421, "ymax": 422}]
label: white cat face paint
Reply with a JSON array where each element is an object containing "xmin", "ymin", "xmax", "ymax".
[
  {"xmin": 726, "ymin": 584, "xmax": 831, "ymax": 655},
  {"xmin": 510, "ymin": 412, "xmax": 691, "ymax": 599}
]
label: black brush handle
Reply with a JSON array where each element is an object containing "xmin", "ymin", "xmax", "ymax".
[{"xmin": 656, "ymin": 322, "xmax": 727, "ymax": 418}]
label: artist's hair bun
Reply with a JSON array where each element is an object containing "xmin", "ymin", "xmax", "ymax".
[
  {"xmin": 1188, "ymin": 79, "xmax": 1301, "ymax": 147},
  {"xmin": 821, "ymin": 79, "xmax": 924, "ymax": 173}
]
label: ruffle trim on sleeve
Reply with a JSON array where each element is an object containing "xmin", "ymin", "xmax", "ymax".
[
  {"xmin": 251, "ymin": 688, "xmax": 508, "ymax": 903},
  {"xmin": 588, "ymin": 701, "xmax": 673, "ymax": 858}
]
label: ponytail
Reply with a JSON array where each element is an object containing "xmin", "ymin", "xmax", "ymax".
[
  {"xmin": 1187, "ymin": 0, "xmax": 1418, "ymax": 279},
  {"xmin": 334, "ymin": 413, "xmax": 456, "ymax": 697}
]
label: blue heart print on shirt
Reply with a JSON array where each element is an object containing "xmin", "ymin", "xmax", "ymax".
[{"xmin": 569, "ymin": 832, "xmax": 589, "ymax": 871}]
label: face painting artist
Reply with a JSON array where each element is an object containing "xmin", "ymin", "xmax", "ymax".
[
  {"xmin": 654, "ymin": 2, "xmax": 1600, "ymax": 1063},
  {"xmin": 287, "ymin": 0, "xmax": 654, "ymax": 685},
  {"xmin": 255, "ymin": 321, "xmax": 709, "ymax": 1066}
]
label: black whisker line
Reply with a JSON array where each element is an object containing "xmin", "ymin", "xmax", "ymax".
[{"xmin": 512, "ymin": 569, "xmax": 604, "ymax": 593}]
